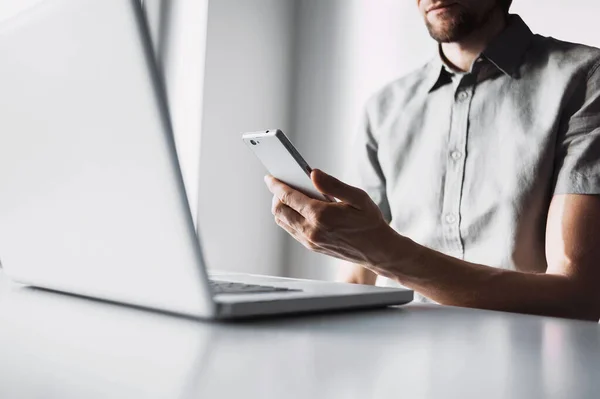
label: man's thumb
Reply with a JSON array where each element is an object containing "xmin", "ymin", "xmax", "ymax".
[{"xmin": 311, "ymin": 169, "xmax": 367, "ymax": 209}]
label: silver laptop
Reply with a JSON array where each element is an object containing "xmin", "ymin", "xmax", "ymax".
[{"xmin": 0, "ymin": 0, "xmax": 413, "ymax": 319}]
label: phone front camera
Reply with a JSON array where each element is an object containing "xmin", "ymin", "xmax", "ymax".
[{"xmin": 250, "ymin": 140, "xmax": 257, "ymax": 146}]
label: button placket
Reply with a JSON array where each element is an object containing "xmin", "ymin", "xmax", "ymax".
[{"xmin": 442, "ymin": 75, "xmax": 475, "ymax": 257}]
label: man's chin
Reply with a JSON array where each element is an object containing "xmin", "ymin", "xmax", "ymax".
[
  {"xmin": 427, "ymin": 26, "xmax": 462, "ymax": 43},
  {"xmin": 426, "ymin": 18, "xmax": 474, "ymax": 43}
]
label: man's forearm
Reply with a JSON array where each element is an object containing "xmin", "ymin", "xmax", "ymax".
[
  {"xmin": 265, "ymin": 172, "xmax": 600, "ymax": 321},
  {"xmin": 377, "ymin": 236, "xmax": 600, "ymax": 321}
]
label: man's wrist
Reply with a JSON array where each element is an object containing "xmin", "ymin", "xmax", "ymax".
[{"xmin": 367, "ymin": 225, "xmax": 423, "ymax": 283}]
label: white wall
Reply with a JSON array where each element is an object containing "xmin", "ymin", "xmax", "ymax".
[
  {"xmin": 146, "ymin": 0, "xmax": 298, "ymax": 276},
  {"xmin": 286, "ymin": 0, "xmax": 600, "ymax": 280},
  {"xmin": 512, "ymin": 0, "xmax": 600, "ymax": 48},
  {"xmin": 197, "ymin": 0, "xmax": 296, "ymax": 274},
  {"xmin": 143, "ymin": 0, "xmax": 209, "ymax": 228},
  {"xmin": 0, "ymin": 0, "xmax": 44, "ymax": 24}
]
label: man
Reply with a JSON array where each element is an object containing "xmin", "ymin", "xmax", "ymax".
[{"xmin": 265, "ymin": 0, "xmax": 600, "ymax": 321}]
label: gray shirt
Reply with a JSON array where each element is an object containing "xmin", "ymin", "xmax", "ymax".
[{"xmin": 351, "ymin": 15, "xmax": 600, "ymax": 300}]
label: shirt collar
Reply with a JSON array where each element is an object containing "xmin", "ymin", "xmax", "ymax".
[
  {"xmin": 427, "ymin": 14, "xmax": 534, "ymax": 93},
  {"xmin": 482, "ymin": 14, "xmax": 534, "ymax": 77},
  {"xmin": 427, "ymin": 56, "xmax": 453, "ymax": 93}
]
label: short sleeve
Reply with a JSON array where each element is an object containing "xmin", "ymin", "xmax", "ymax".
[
  {"xmin": 345, "ymin": 107, "xmax": 392, "ymax": 222},
  {"xmin": 554, "ymin": 61, "xmax": 600, "ymax": 195}
]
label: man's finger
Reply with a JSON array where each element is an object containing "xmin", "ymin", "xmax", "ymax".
[
  {"xmin": 275, "ymin": 216, "xmax": 325, "ymax": 254},
  {"xmin": 275, "ymin": 216, "xmax": 306, "ymax": 243},
  {"xmin": 311, "ymin": 169, "xmax": 369, "ymax": 209},
  {"xmin": 265, "ymin": 175, "xmax": 317, "ymax": 218},
  {"xmin": 271, "ymin": 196, "xmax": 306, "ymax": 228}
]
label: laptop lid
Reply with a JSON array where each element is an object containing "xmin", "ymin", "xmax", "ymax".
[{"xmin": 0, "ymin": 0, "xmax": 215, "ymax": 317}]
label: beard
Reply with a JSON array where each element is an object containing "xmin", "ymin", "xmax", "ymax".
[{"xmin": 425, "ymin": 4, "xmax": 497, "ymax": 43}]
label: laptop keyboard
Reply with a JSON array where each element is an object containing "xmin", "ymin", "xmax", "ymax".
[{"xmin": 209, "ymin": 280, "xmax": 301, "ymax": 295}]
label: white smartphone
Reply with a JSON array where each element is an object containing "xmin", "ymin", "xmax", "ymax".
[{"xmin": 242, "ymin": 129, "xmax": 332, "ymax": 202}]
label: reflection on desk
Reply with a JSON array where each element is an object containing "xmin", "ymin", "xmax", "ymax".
[{"xmin": 0, "ymin": 273, "xmax": 598, "ymax": 399}]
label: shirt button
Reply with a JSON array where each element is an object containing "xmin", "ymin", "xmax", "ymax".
[
  {"xmin": 457, "ymin": 91, "xmax": 469, "ymax": 101},
  {"xmin": 451, "ymin": 150, "xmax": 463, "ymax": 160},
  {"xmin": 445, "ymin": 214, "xmax": 457, "ymax": 224}
]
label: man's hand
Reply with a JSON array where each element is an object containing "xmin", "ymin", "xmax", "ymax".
[{"xmin": 264, "ymin": 169, "xmax": 406, "ymax": 273}]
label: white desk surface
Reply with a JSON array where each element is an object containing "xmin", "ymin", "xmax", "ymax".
[{"xmin": 0, "ymin": 271, "xmax": 598, "ymax": 399}]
